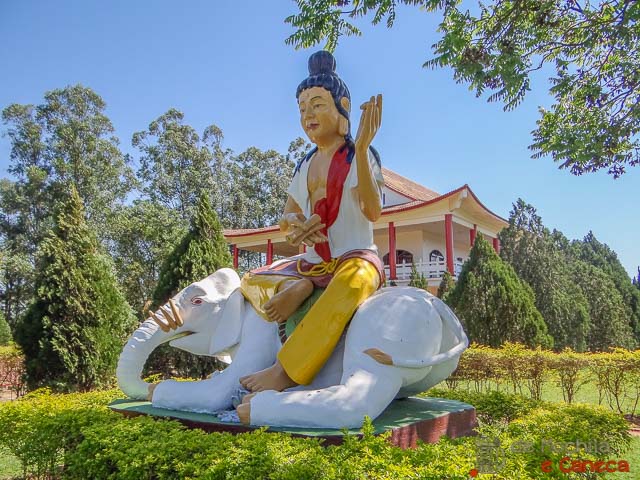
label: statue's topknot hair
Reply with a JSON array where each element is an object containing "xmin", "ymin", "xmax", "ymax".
[{"xmin": 308, "ymin": 50, "xmax": 336, "ymax": 76}]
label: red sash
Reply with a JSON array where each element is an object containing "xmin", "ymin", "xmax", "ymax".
[{"xmin": 313, "ymin": 144, "xmax": 351, "ymax": 262}]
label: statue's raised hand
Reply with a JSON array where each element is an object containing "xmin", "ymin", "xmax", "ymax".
[{"xmin": 355, "ymin": 94, "xmax": 382, "ymax": 152}]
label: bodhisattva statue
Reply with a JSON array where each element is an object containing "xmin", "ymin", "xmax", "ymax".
[{"xmin": 116, "ymin": 51, "xmax": 469, "ymax": 429}]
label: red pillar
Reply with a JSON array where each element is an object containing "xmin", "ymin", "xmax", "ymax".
[
  {"xmin": 266, "ymin": 239, "xmax": 273, "ymax": 265},
  {"xmin": 232, "ymin": 244, "xmax": 238, "ymax": 269},
  {"xmin": 493, "ymin": 237, "xmax": 500, "ymax": 255},
  {"xmin": 388, "ymin": 222, "xmax": 397, "ymax": 280},
  {"xmin": 445, "ymin": 214, "xmax": 454, "ymax": 274},
  {"xmin": 470, "ymin": 224, "xmax": 477, "ymax": 246}
]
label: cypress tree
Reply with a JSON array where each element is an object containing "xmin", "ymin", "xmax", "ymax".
[
  {"xmin": 408, "ymin": 263, "xmax": 428, "ymax": 290},
  {"xmin": 437, "ymin": 270, "xmax": 455, "ymax": 300},
  {"xmin": 14, "ymin": 187, "xmax": 135, "ymax": 391},
  {"xmin": 499, "ymin": 200, "xmax": 590, "ymax": 351},
  {"xmin": 0, "ymin": 311, "xmax": 11, "ymax": 345},
  {"xmin": 147, "ymin": 192, "xmax": 232, "ymax": 378},
  {"xmin": 447, "ymin": 236, "xmax": 552, "ymax": 348}
]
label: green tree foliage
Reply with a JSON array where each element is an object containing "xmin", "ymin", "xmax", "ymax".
[
  {"xmin": 0, "ymin": 85, "xmax": 134, "ymax": 325},
  {"xmin": 571, "ymin": 231, "xmax": 640, "ymax": 343},
  {"xmin": 437, "ymin": 269, "xmax": 454, "ymax": 299},
  {"xmin": 447, "ymin": 235, "xmax": 552, "ymax": 348},
  {"xmin": 151, "ymin": 193, "xmax": 233, "ymax": 308},
  {"xmin": 133, "ymin": 109, "xmax": 229, "ymax": 222},
  {"xmin": 286, "ymin": 0, "xmax": 640, "ymax": 177},
  {"xmin": 225, "ymin": 145, "xmax": 297, "ymax": 230},
  {"xmin": 2, "ymin": 85, "xmax": 134, "ymax": 224},
  {"xmin": 499, "ymin": 199, "xmax": 590, "ymax": 351},
  {"xmin": 14, "ymin": 187, "xmax": 136, "ymax": 391},
  {"xmin": 570, "ymin": 261, "xmax": 636, "ymax": 351},
  {"xmin": 146, "ymin": 193, "xmax": 232, "ymax": 379},
  {"xmin": 408, "ymin": 263, "xmax": 428, "ymax": 289},
  {"xmin": 107, "ymin": 200, "xmax": 187, "ymax": 318},
  {"xmin": 0, "ymin": 310, "xmax": 11, "ymax": 345}
]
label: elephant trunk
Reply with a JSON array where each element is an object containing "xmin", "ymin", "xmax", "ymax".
[{"xmin": 116, "ymin": 319, "xmax": 192, "ymax": 399}]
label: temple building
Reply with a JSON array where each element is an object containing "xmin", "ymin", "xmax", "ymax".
[{"xmin": 224, "ymin": 168, "xmax": 508, "ymax": 295}]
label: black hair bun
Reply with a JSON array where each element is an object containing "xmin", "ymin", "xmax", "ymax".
[{"xmin": 308, "ymin": 51, "xmax": 336, "ymax": 76}]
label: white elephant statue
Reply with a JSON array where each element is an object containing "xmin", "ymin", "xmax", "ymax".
[{"xmin": 116, "ymin": 268, "xmax": 468, "ymax": 429}]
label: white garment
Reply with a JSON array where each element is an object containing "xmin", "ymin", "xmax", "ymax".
[{"xmin": 287, "ymin": 147, "xmax": 384, "ymax": 263}]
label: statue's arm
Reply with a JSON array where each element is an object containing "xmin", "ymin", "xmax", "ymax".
[
  {"xmin": 354, "ymin": 94, "xmax": 383, "ymax": 222},
  {"xmin": 279, "ymin": 195, "xmax": 304, "ymax": 232},
  {"xmin": 280, "ymin": 195, "xmax": 327, "ymax": 247}
]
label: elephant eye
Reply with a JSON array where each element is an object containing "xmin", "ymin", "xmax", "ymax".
[{"xmin": 190, "ymin": 297, "xmax": 204, "ymax": 306}]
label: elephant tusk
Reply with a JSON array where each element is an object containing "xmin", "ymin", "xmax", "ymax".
[
  {"xmin": 151, "ymin": 312, "xmax": 170, "ymax": 332},
  {"xmin": 169, "ymin": 298, "xmax": 183, "ymax": 327},
  {"xmin": 364, "ymin": 348, "xmax": 393, "ymax": 365},
  {"xmin": 161, "ymin": 305, "xmax": 177, "ymax": 330}
]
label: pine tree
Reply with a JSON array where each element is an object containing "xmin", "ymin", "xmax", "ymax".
[
  {"xmin": 14, "ymin": 187, "xmax": 135, "ymax": 391},
  {"xmin": 437, "ymin": 270, "xmax": 455, "ymax": 300},
  {"xmin": 447, "ymin": 236, "xmax": 552, "ymax": 348},
  {"xmin": 0, "ymin": 311, "xmax": 11, "ymax": 345},
  {"xmin": 147, "ymin": 192, "xmax": 232, "ymax": 379}
]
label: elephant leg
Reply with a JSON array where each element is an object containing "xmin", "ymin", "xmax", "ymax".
[
  {"xmin": 152, "ymin": 308, "xmax": 279, "ymax": 413},
  {"xmin": 247, "ymin": 353, "xmax": 402, "ymax": 429}
]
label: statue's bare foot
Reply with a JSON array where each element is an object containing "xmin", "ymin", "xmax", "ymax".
[
  {"xmin": 264, "ymin": 278, "xmax": 313, "ymax": 323},
  {"xmin": 236, "ymin": 392, "xmax": 256, "ymax": 425},
  {"xmin": 239, "ymin": 360, "xmax": 298, "ymax": 392}
]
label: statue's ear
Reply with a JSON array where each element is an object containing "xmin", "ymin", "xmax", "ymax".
[
  {"xmin": 209, "ymin": 288, "xmax": 244, "ymax": 356},
  {"xmin": 340, "ymin": 97, "xmax": 350, "ymax": 113}
]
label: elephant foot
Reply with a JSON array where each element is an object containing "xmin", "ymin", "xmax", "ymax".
[
  {"xmin": 264, "ymin": 278, "xmax": 314, "ymax": 323},
  {"xmin": 236, "ymin": 392, "xmax": 257, "ymax": 425},
  {"xmin": 239, "ymin": 360, "xmax": 298, "ymax": 392}
]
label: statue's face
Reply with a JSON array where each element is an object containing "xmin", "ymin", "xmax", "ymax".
[{"xmin": 298, "ymin": 86, "xmax": 346, "ymax": 144}]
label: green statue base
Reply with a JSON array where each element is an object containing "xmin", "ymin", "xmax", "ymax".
[{"xmin": 109, "ymin": 396, "xmax": 476, "ymax": 449}]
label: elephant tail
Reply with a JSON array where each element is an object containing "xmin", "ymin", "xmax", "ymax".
[{"xmin": 391, "ymin": 296, "xmax": 468, "ymax": 369}]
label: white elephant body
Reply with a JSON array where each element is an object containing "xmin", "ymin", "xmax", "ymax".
[{"xmin": 116, "ymin": 268, "xmax": 468, "ymax": 429}]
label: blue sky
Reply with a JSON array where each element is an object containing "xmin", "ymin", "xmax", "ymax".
[{"xmin": 1, "ymin": 0, "xmax": 638, "ymax": 278}]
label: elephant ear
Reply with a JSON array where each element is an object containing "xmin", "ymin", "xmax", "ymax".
[
  {"xmin": 205, "ymin": 268, "xmax": 244, "ymax": 356},
  {"xmin": 209, "ymin": 287, "xmax": 245, "ymax": 356}
]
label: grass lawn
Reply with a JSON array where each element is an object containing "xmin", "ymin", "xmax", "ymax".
[
  {"xmin": 0, "ymin": 447, "xmax": 21, "ymax": 480},
  {"xmin": 606, "ymin": 436, "xmax": 640, "ymax": 479}
]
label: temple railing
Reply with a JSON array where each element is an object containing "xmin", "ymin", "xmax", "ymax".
[{"xmin": 383, "ymin": 260, "xmax": 464, "ymax": 282}]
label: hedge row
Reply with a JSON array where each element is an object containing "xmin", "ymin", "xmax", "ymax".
[
  {"xmin": 0, "ymin": 343, "xmax": 25, "ymax": 398},
  {"xmin": 450, "ymin": 343, "xmax": 640, "ymax": 414},
  {"xmin": 0, "ymin": 388, "xmax": 631, "ymax": 479}
]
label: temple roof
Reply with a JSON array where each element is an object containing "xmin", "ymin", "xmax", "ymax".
[{"xmin": 381, "ymin": 167, "xmax": 440, "ymax": 202}]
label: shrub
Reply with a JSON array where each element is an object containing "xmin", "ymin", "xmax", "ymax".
[
  {"xmin": 588, "ymin": 348, "xmax": 640, "ymax": 415},
  {"xmin": 426, "ymin": 388, "xmax": 544, "ymax": 425},
  {"xmin": 550, "ymin": 348, "xmax": 590, "ymax": 403},
  {"xmin": 0, "ymin": 388, "xmax": 122, "ymax": 478},
  {"xmin": 0, "ymin": 388, "xmax": 634, "ymax": 480}
]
